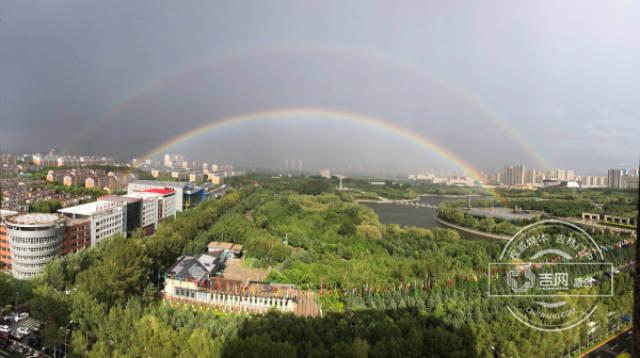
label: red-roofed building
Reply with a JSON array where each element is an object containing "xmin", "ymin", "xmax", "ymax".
[
  {"xmin": 142, "ymin": 188, "xmax": 175, "ymax": 195},
  {"xmin": 141, "ymin": 188, "xmax": 177, "ymax": 222}
]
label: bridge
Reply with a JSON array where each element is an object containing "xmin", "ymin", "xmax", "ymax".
[{"xmin": 380, "ymin": 200, "xmax": 439, "ymax": 209}]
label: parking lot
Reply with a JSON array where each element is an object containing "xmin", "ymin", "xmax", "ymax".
[
  {"xmin": 1, "ymin": 314, "xmax": 42, "ymax": 339},
  {"xmin": 0, "ymin": 313, "xmax": 43, "ymax": 357}
]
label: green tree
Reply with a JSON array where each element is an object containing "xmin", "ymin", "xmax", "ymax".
[
  {"xmin": 478, "ymin": 217, "xmax": 496, "ymax": 233},
  {"xmin": 128, "ymin": 315, "xmax": 180, "ymax": 358},
  {"xmin": 298, "ymin": 179, "xmax": 331, "ymax": 195},
  {"xmin": 31, "ymin": 199, "xmax": 63, "ymax": 213},
  {"xmin": 183, "ymin": 328, "xmax": 222, "ymax": 358},
  {"xmin": 76, "ymin": 235, "xmax": 149, "ymax": 305},
  {"xmin": 0, "ymin": 273, "xmax": 14, "ymax": 308}
]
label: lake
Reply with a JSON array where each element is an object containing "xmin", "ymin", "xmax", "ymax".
[{"xmin": 363, "ymin": 195, "xmax": 498, "ymax": 241}]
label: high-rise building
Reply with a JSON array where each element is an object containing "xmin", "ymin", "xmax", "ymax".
[
  {"xmin": 298, "ymin": 159, "xmax": 302, "ymax": 171},
  {"xmin": 164, "ymin": 154, "xmax": 184, "ymax": 168},
  {"xmin": 503, "ymin": 165, "xmax": 525, "ymax": 186},
  {"xmin": 524, "ymin": 169, "xmax": 537, "ymax": 185},
  {"xmin": 623, "ymin": 176, "xmax": 639, "ymax": 189},
  {"xmin": 608, "ymin": 169, "xmax": 623, "ymax": 189},
  {"xmin": 566, "ymin": 170, "xmax": 575, "ymax": 181}
]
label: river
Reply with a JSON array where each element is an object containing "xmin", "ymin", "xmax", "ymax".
[{"xmin": 362, "ymin": 196, "xmax": 499, "ymax": 241}]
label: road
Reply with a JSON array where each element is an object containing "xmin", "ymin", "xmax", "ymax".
[{"xmin": 584, "ymin": 329, "xmax": 632, "ymax": 358}]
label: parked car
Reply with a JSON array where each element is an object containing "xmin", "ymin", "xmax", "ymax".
[
  {"xmin": 17, "ymin": 327, "xmax": 31, "ymax": 335},
  {"xmin": 0, "ymin": 325, "xmax": 9, "ymax": 333},
  {"xmin": 3, "ymin": 314, "xmax": 16, "ymax": 322},
  {"xmin": 14, "ymin": 312, "xmax": 29, "ymax": 322},
  {"xmin": 32, "ymin": 322, "xmax": 45, "ymax": 332}
]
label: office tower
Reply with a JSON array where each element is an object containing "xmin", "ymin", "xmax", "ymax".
[{"xmin": 503, "ymin": 164, "xmax": 525, "ymax": 186}]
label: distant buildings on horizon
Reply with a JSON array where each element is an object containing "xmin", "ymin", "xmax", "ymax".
[
  {"xmin": 485, "ymin": 164, "xmax": 638, "ymax": 189},
  {"xmin": 406, "ymin": 163, "xmax": 638, "ymax": 190},
  {"xmin": 131, "ymin": 153, "xmax": 240, "ymax": 186}
]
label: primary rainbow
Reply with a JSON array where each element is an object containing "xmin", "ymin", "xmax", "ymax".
[
  {"xmin": 133, "ymin": 108, "xmax": 503, "ymax": 201},
  {"xmin": 66, "ymin": 44, "xmax": 550, "ymax": 171}
]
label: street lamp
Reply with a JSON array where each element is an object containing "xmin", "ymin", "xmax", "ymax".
[
  {"xmin": 59, "ymin": 320, "xmax": 73, "ymax": 358},
  {"xmin": 490, "ymin": 346, "xmax": 512, "ymax": 358},
  {"xmin": 491, "ymin": 346, "xmax": 499, "ymax": 358}
]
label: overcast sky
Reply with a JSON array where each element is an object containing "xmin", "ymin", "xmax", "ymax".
[{"xmin": 1, "ymin": 1, "xmax": 639, "ymax": 175}]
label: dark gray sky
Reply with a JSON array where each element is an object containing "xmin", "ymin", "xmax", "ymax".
[{"xmin": 1, "ymin": 0, "xmax": 638, "ymax": 174}]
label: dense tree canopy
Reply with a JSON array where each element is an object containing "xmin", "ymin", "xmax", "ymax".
[
  {"xmin": 30, "ymin": 199, "xmax": 63, "ymax": 213},
  {"xmin": 5, "ymin": 176, "xmax": 633, "ymax": 357}
]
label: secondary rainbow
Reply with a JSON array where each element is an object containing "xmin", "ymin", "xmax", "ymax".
[
  {"xmin": 66, "ymin": 44, "xmax": 550, "ymax": 170},
  {"xmin": 133, "ymin": 108, "xmax": 504, "ymax": 201}
]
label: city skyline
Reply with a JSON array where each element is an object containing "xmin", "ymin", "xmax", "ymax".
[
  {"xmin": 2, "ymin": 146, "xmax": 636, "ymax": 178},
  {"xmin": 2, "ymin": 1, "xmax": 639, "ymax": 174}
]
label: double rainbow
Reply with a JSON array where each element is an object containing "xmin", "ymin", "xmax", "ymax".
[{"xmin": 65, "ymin": 44, "xmax": 550, "ymax": 171}]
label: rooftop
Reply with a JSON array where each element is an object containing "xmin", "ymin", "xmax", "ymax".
[
  {"xmin": 208, "ymin": 241, "xmax": 243, "ymax": 254},
  {"xmin": 100, "ymin": 195, "xmax": 141, "ymax": 203},
  {"xmin": 124, "ymin": 192, "xmax": 162, "ymax": 200},
  {"xmin": 130, "ymin": 180, "xmax": 192, "ymax": 188},
  {"xmin": 59, "ymin": 200, "xmax": 124, "ymax": 216},
  {"xmin": 58, "ymin": 202, "xmax": 99, "ymax": 216},
  {"xmin": 142, "ymin": 188, "xmax": 175, "ymax": 195},
  {"xmin": 166, "ymin": 253, "xmax": 223, "ymax": 281},
  {"xmin": 208, "ymin": 241, "xmax": 234, "ymax": 250},
  {"xmin": 0, "ymin": 210, "xmax": 18, "ymax": 219},
  {"xmin": 7, "ymin": 213, "xmax": 64, "ymax": 225}
]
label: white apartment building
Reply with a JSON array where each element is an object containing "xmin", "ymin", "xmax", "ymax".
[
  {"xmin": 139, "ymin": 189, "xmax": 177, "ymax": 220},
  {"xmin": 59, "ymin": 200, "xmax": 126, "ymax": 246},
  {"xmin": 123, "ymin": 192, "xmax": 160, "ymax": 231}
]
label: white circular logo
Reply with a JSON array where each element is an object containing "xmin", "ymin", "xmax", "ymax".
[{"xmin": 489, "ymin": 219, "xmax": 612, "ymax": 331}]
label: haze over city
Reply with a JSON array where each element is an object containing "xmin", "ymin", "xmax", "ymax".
[{"xmin": 1, "ymin": 1, "xmax": 638, "ymax": 174}]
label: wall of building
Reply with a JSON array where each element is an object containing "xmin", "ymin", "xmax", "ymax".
[
  {"xmin": 164, "ymin": 279, "xmax": 295, "ymax": 314},
  {"xmin": 128, "ymin": 182, "xmax": 184, "ymax": 212},
  {"xmin": 160, "ymin": 194, "xmax": 176, "ymax": 219},
  {"xmin": 0, "ymin": 225, "xmax": 11, "ymax": 271},
  {"xmin": 140, "ymin": 197, "xmax": 158, "ymax": 230},
  {"xmin": 92, "ymin": 209, "xmax": 126, "ymax": 246},
  {"xmin": 63, "ymin": 219, "xmax": 91, "ymax": 254},
  {"xmin": 7, "ymin": 218, "xmax": 65, "ymax": 279}
]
